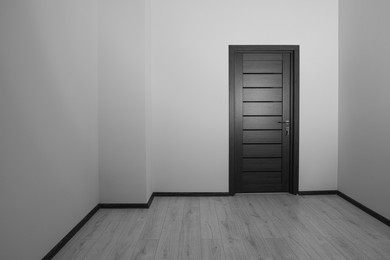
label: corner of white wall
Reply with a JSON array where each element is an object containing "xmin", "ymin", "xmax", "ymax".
[
  {"xmin": 0, "ymin": 1, "xmax": 99, "ymax": 258},
  {"xmin": 338, "ymin": 0, "xmax": 390, "ymax": 219}
]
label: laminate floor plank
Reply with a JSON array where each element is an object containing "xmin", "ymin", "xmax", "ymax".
[
  {"xmin": 331, "ymin": 219, "xmax": 390, "ymax": 259},
  {"xmin": 73, "ymin": 209, "xmax": 112, "ymax": 240},
  {"xmin": 140, "ymin": 197, "xmax": 169, "ymax": 239},
  {"xmin": 325, "ymin": 235, "xmax": 370, "ymax": 260},
  {"xmin": 249, "ymin": 195, "xmax": 286, "ymax": 238},
  {"xmin": 287, "ymin": 234, "xmax": 323, "ymax": 260},
  {"xmin": 227, "ymin": 195, "xmax": 242, "ymax": 209},
  {"xmin": 302, "ymin": 195, "xmax": 345, "ymax": 220},
  {"xmin": 106, "ymin": 209, "xmax": 148, "ymax": 260},
  {"xmin": 213, "ymin": 197, "xmax": 235, "ymax": 221},
  {"xmin": 219, "ymin": 220, "xmax": 242, "ymax": 240},
  {"xmin": 229, "ymin": 206, "xmax": 257, "ymax": 239},
  {"xmin": 130, "ymin": 239, "xmax": 159, "ymax": 260},
  {"xmin": 155, "ymin": 197, "xmax": 184, "ymax": 260},
  {"xmin": 325, "ymin": 196, "xmax": 390, "ymax": 239},
  {"xmin": 178, "ymin": 198, "xmax": 202, "ymax": 260},
  {"xmin": 241, "ymin": 236, "xmax": 273, "ymax": 260},
  {"xmin": 220, "ymin": 238, "xmax": 249, "ymax": 260},
  {"xmin": 200, "ymin": 197, "xmax": 222, "ymax": 239},
  {"xmin": 84, "ymin": 220, "xmax": 127, "ymax": 260},
  {"xmin": 291, "ymin": 231, "xmax": 346, "ymax": 260},
  {"xmin": 236, "ymin": 195, "xmax": 270, "ymax": 222},
  {"xmin": 201, "ymin": 239, "xmax": 225, "ymax": 260},
  {"xmin": 264, "ymin": 237, "xmax": 297, "ymax": 259},
  {"xmin": 53, "ymin": 239, "xmax": 96, "ymax": 260},
  {"xmin": 53, "ymin": 195, "xmax": 390, "ymax": 260},
  {"xmin": 261, "ymin": 195, "xmax": 321, "ymax": 238},
  {"xmin": 254, "ymin": 195, "xmax": 293, "ymax": 235}
]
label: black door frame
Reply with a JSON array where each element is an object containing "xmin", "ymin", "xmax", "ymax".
[{"xmin": 229, "ymin": 45, "xmax": 299, "ymax": 195}]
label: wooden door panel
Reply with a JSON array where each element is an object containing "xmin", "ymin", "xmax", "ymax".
[
  {"xmin": 243, "ymin": 74, "xmax": 282, "ymax": 87},
  {"xmin": 243, "ymin": 103, "xmax": 282, "ymax": 115},
  {"xmin": 242, "ymin": 172, "xmax": 281, "ymax": 184},
  {"xmin": 243, "ymin": 117, "xmax": 282, "ymax": 129},
  {"xmin": 243, "ymin": 131, "xmax": 281, "ymax": 143},
  {"xmin": 243, "ymin": 61, "xmax": 282, "ymax": 73},
  {"xmin": 241, "ymin": 184, "xmax": 283, "ymax": 192},
  {"xmin": 242, "ymin": 158, "xmax": 282, "ymax": 171},
  {"xmin": 243, "ymin": 144, "xmax": 282, "ymax": 157},
  {"xmin": 243, "ymin": 89, "xmax": 282, "ymax": 101}
]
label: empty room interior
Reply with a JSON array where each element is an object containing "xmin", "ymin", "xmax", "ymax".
[{"xmin": 1, "ymin": 0, "xmax": 390, "ymax": 259}]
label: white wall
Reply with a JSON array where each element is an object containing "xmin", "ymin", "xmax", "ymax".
[
  {"xmin": 339, "ymin": 0, "xmax": 390, "ymax": 219},
  {"xmin": 0, "ymin": 1, "xmax": 99, "ymax": 259},
  {"xmin": 145, "ymin": 0, "xmax": 153, "ymax": 199},
  {"xmin": 98, "ymin": 0, "xmax": 149, "ymax": 203},
  {"xmin": 150, "ymin": 0, "xmax": 339, "ymax": 192}
]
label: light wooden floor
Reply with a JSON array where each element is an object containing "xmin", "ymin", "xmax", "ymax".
[{"xmin": 53, "ymin": 194, "xmax": 390, "ymax": 260}]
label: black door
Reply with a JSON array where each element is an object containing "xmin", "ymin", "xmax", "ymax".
[{"xmin": 229, "ymin": 46, "xmax": 299, "ymax": 194}]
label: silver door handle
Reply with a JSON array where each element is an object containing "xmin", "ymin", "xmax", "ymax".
[{"xmin": 278, "ymin": 120, "xmax": 290, "ymax": 136}]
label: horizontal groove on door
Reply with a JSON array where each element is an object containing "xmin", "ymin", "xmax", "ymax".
[
  {"xmin": 243, "ymin": 53, "xmax": 283, "ymax": 61},
  {"xmin": 243, "ymin": 131, "xmax": 281, "ymax": 143},
  {"xmin": 243, "ymin": 101, "xmax": 281, "ymax": 103},
  {"xmin": 243, "ymin": 103, "xmax": 282, "ymax": 115},
  {"xmin": 243, "ymin": 89, "xmax": 282, "ymax": 101},
  {"xmin": 242, "ymin": 158, "xmax": 282, "ymax": 171},
  {"xmin": 242, "ymin": 172, "xmax": 281, "ymax": 184},
  {"xmin": 243, "ymin": 129, "xmax": 281, "ymax": 131},
  {"xmin": 243, "ymin": 87, "xmax": 282, "ymax": 89},
  {"xmin": 243, "ymin": 73, "xmax": 281, "ymax": 75},
  {"xmin": 243, "ymin": 61, "xmax": 282, "ymax": 73},
  {"xmin": 243, "ymin": 144, "xmax": 282, "ymax": 157},
  {"xmin": 243, "ymin": 74, "xmax": 282, "ymax": 87},
  {"xmin": 243, "ymin": 157, "xmax": 282, "ymax": 159},
  {"xmin": 243, "ymin": 115, "xmax": 281, "ymax": 117},
  {"xmin": 243, "ymin": 116, "xmax": 282, "ymax": 129}
]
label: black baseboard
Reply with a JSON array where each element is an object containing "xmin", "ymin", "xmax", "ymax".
[
  {"xmin": 99, "ymin": 203, "xmax": 149, "ymax": 209},
  {"xmin": 42, "ymin": 204, "xmax": 100, "ymax": 260},
  {"xmin": 147, "ymin": 193, "xmax": 155, "ymax": 207},
  {"xmin": 153, "ymin": 192, "xmax": 230, "ymax": 197},
  {"xmin": 99, "ymin": 193, "xmax": 155, "ymax": 209},
  {"xmin": 337, "ymin": 191, "xmax": 390, "ymax": 227},
  {"xmin": 298, "ymin": 190, "xmax": 338, "ymax": 195}
]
